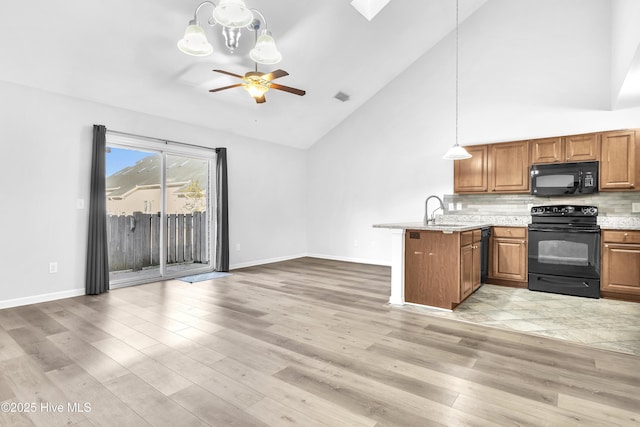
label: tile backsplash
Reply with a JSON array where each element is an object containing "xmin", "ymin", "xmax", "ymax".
[{"xmin": 443, "ymin": 193, "xmax": 640, "ymax": 216}]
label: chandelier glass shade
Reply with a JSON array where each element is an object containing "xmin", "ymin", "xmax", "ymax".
[
  {"xmin": 212, "ymin": 0, "xmax": 254, "ymax": 28},
  {"xmin": 177, "ymin": 21, "xmax": 214, "ymax": 56},
  {"xmin": 249, "ymin": 30, "xmax": 282, "ymax": 64}
]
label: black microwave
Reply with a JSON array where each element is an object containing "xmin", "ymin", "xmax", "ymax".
[{"xmin": 530, "ymin": 161, "xmax": 598, "ymax": 196}]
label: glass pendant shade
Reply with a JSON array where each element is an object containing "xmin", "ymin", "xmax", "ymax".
[
  {"xmin": 212, "ymin": 0, "xmax": 254, "ymax": 28},
  {"xmin": 177, "ymin": 22, "xmax": 213, "ymax": 56},
  {"xmin": 249, "ymin": 30, "xmax": 282, "ymax": 64},
  {"xmin": 442, "ymin": 143, "xmax": 472, "ymax": 160},
  {"xmin": 350, "ymin": 0, "xmax": 392, "ymax": 21}
]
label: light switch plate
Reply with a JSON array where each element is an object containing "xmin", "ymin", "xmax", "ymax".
[
  {"xmin": 633, "ymin": 203, "xmax": 640, "ymax": 213},
  {"xmin": 448, "ymin": 203, "xmax": 454, "ymax": 211}
]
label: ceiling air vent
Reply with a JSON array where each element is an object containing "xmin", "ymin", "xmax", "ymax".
[{"xmin": 334, "ymin": 91, "xmax": 350, "ymax": 102}]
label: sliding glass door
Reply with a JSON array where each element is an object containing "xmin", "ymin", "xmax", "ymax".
[
  {"xmin": 105, "ymin": 135, "xmax": 214, "ymax": 287},
  {"xmin": 165, "ymin": 154, "xmax": 210, "ymax": 276}
]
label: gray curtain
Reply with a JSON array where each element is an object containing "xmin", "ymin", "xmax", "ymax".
[
  {"xmin": 215, "ymin": 147, "xmax": 229, "ymax": 271},
  {"xmin": 86, "ymin": 125, "xmax": 109, "ymax": 295}
]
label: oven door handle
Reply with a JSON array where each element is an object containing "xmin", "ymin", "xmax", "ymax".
[{"xmin": 528, "ymin": 226, "xmax": 600, "ymax": 233}]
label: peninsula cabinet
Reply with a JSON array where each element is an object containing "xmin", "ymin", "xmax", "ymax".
[
  {"xmin": 600, "ymin": 130, "xmax": 639, "ymax": 191},
  {"xmin": 601, "ymin": 230, "xmax": 640, "ymax": 301},
  {"xmin": 488, "ymin": 226, "xmax": 528, "ymax": 287},
  {"xmin": 530, "ymin": 133, "xmax": 599, "ymax": 164},
  {"xmin": 404, "ymin": 229, "xmax": 481, "ymax": 310}
]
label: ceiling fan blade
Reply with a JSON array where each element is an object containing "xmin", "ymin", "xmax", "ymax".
[
  {"xmin": 209, "ymin": 83, "xmax": 243, "ymax": 93},
  {"xmin": 262, "ymin": 69, "xmax": 289, "ymax": 81},
  {"xmin": 213, "ymin": 69, "xmax": 244, "ymax": 79},
  {"xmin": 270, "ymin": 83, "xmax": 306, "ymax": 96},
  {"xmin": 255, "ymin": 95, "xmax": 266, "ymax": 104}
]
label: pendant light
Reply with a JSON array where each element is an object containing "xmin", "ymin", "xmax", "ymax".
[{"xmin": 443, "ymin": 0, "xmax": 472, "ymax": 160}]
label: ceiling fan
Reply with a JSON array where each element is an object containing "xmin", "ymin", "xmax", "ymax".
[{"xmin": 209, "ymin": 68, "xmax": 306, "ymax": 104}]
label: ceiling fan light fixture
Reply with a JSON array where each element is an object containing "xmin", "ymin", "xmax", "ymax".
[
  {"xmin": 350, "ymin": 0, "xmax": 392, "ymax": 21},
  {"xmin": 212, "ymin": 0, "xmax": 254, "ymax": 29},
  {"xmin": 177, "ymin": 21, "xmax": 213, "ymax": 56},
  {"xmin": 249, "ymin": 30, "xmax": 282, "ymax": 65},
  {"xmin": 443, "ymin": 143, "xmax": 471, "ymax": 160},
  {"xmin": 244, "ymin": 81, "xmax": 269, "ymax": 99}
]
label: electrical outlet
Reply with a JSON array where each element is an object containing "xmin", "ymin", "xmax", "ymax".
[
  {"xmin": 633, "ymin": 203, "xmax": 640, "ymax": 213},
  {"xmin": 456, "ymin": 203, "xmax": 462, "ymax": 211},
  {"xmin": 77, "ymin": 199, "xmax": 85, "ymax": 209},
  {"xmin": 235, "ymin": 243, "xmax": 241, "ymax": 251},
  {"xmin": 49, "ymin": 262, "xmax": 58, "ymax": 274},
  {"xmin": 448, "ymin": 203, "xmax": 454, "ymax": 211}
]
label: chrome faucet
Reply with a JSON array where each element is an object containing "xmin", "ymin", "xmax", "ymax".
[{"xmin": 424, "ymin": 195, "xmax": 445, "ymax": 224}]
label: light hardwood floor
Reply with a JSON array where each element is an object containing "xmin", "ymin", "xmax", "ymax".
[{"xmin": 1, "ymin": 257, "xmax": 639, "ymax": 426}]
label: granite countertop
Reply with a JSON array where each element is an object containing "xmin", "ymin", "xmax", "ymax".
[
  {"xmin": 373, "ymin": 221, "xmax": 492, "ymax": 232},
  {"xmin": 374, "ymin": 215, "xmax": 640, "ymax": 231}
]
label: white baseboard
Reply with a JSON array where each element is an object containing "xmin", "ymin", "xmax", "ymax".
[{"xmin": 0, "ymin": 288, "xmax": 85, "ymax": 310}]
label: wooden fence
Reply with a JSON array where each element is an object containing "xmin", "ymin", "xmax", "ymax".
[{"xmin": 107, "ymin": 211, "xmax": 208, "ymax": 272}]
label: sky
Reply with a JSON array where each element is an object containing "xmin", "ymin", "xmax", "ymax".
[{"xmin": 106, "ymin": 147, "xmax": 154, "ymax": 176}]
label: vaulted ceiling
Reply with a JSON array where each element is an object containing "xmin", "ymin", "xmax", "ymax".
[{"xmin": 0, "ymin": 0, "xmax": 638, "ymax": 149}]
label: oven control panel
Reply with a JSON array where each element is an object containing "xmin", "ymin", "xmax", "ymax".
[{"xmin": 531, "ymin": 205, "xmax": 598, "ymax": 216}]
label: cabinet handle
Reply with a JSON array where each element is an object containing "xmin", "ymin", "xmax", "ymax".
[
  {"xmin": 414, "ymin": 251, "xmax": 423, "ymax": 255},
  {"xmin": 624, "ymin": 233, "xmax": 629, "ymax": 236},
  {"xmin": 605, "ymin": 244, "xmax": 609, "ymax": 248}
]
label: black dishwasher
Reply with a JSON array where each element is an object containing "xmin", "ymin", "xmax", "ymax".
[{"xmin": 480, "ymin": 227, "xmax": 491, "ymax": 283}]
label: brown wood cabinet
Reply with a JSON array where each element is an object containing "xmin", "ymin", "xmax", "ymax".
[
  {"xmin": 600, "ymin": 130, "xmax": 639, "ymax": 191},
  {"xmin": 530, "ymin": 133, "xmax": 599, "ymax": 164},
  {"xmin": 489, "ymin": 141, "xmax": 530, "ymax": 193},
  {"xmin": 454, "ymin": 141, "xmax": 529, "ymax": 194},
  {"xmin": 601, "ymin": 230, "xmax": 640, "ymax": 301},
  {"xmin": 405, "ymin": 229, "xmax": 481, "ymax": 309},
  {"xmin": 488, "ymin": 226, "xmax": 528, "ymax": 286},
  {"xmin": 454, "ymin": 145, "xmax": 488, "ymax": 193},
  {"xmin": 460, "ymin": 229, "xmax": 482, "ymax": 300}
]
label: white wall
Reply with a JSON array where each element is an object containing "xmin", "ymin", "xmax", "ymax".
[
  {"xmin": 307, "ymin": 0, "xmax": 640, "ymax": 265},
  {"xmin": 0, "ymin": 81, "xmax": 307, "ymax": 308}
]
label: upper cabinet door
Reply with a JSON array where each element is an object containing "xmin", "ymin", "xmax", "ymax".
[
  {"xmin": 489, "ymin": 141, "xmax": 530, "ymax": 193},
  {"xmin": 531, "ymin": 137, "xmax": 563, "ymax": 164},
  {"xmin": 454, "ymin": 145, "xmax": 488, "ymax": 193},
  {"xmin": 600, "ymin": 130, "xmax": 638, "ymax": 190},
  {"xmin": 565, "ymin": 133, "xmax": 599, "ymax": 162},
  {"xmin": 531, "ymin": 134, "xmax": 598, "ymax": 164}
]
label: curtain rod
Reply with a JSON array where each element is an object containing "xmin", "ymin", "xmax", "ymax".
[{"xmin": 104, "ymin": 127, "xmax": 219, "ymax": 152}]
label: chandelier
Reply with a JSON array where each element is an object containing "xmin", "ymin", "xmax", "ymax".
[{"xmin": 177, "ymin": 0, "xmax": 282, "ymax": 65}]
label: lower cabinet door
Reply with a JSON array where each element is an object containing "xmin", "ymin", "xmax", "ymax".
[
  {"xmin": 460, "ymin": 244, "xmax": 474, "ymax": 300},
  {"xmin": 602, "ymin": 243, "xmax": 640, "ymax": 295},
  {"xmin": 490, "ymin": 238, "xmax": 527, "ymax": 281}
]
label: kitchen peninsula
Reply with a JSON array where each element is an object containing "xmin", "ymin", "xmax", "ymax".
[{"xmin": 373, "ymin": 221, "xmax": 490, "ymax": 310}]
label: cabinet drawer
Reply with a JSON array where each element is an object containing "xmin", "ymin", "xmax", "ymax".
[
  {"xmin": 472, "ymin": 229, "xmax": 482, "ymax": 242},
  {"xmin": 603, "ymin": 230, "xmax": 640, "ymax": 244},
  {"xmin": 492, "ymin": 227, "xmax": 527, "ymax": 238}
]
